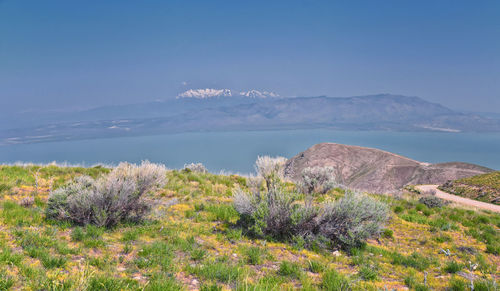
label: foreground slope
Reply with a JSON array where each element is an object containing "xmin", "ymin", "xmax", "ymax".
[
  {"xmin": 0, "ymin": 165, "xmax": 498, "ymax": 290},
  {"xmin": 284, "ymin": 143, "xmax": 493, "ymax": 194}
]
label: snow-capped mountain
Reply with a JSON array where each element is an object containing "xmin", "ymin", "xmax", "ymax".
[
  {"xmin": 177, "ymin": 88, "xmax": 233, "ymax": 99},
  {"xmin": 177, "ymin": 89, "xmax": 280, "ymax": 99}
]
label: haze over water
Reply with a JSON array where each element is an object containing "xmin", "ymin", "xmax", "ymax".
[{"xmin": 1, "ymin": 129, "xmax": 499, "ymax": 174}]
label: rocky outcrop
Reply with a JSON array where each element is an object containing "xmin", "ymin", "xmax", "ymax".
[{"xmin": 284, "ymin": 143, "xmax": 493, "ymax": 194}]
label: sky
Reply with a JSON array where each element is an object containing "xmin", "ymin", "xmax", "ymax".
[{"xmin": 1, "ymin": 0, "xmax": 499, "ymax": 114}]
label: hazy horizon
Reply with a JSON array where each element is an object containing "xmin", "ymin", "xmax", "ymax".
[{"xmin": 1, "ymin": 0, "xmax": 499, "ymax": 115}]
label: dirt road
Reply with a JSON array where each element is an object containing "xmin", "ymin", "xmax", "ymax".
[{"xmin": 415, "ymin": 185, "xmax": 500, "ymax": 213}]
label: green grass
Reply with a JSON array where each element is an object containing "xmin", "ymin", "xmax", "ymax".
[
  {"xmin": 381, "ymin": 228, "xmax": 393, "ymax": 238},
  {"xmin": 144, "ymin": 275, "xmax": 183, "ymax": 291},
  {"xmin": 321, "ymin": 269, "xmax": 350, "ymax": 291},
  {"xmin": 87, "ymin": 275, "xmax": 139, "ymax": 291},
  {"xmin": 448, "ymin": 277, "xmax": 468, "ymax": 291},
  {"xmin": 278, "ymin": 261, "xmax": 302, "ymax": 278},
  {"xmin": 0, "ymin": 165, "xmax": 498, "ymax": 290},
  {"xmin": 0, "ymin": 272, "xmax": 14, "ymax": 290},
  {"xmin": 243, "ymin": 246, "xmax": 264, "ymax": 265},
  {"xmin": 444, "ymin": 260, "xmax": 463, "ymax": 274},
  {"xmin": 307, "ymin": 260, "xmax": 325, "ymax": 273},
  {"xmin": 135, "ymin": 241, "xmax": 174, "ymax": 270},
  {"xmin": 439, "ymin": 171, "xmax": 500, "ymax": 204},
  {"xmin": 358, "ymin": 265, "xmax": 378, "ymax": 281},
  {"xmin": 390, "ymin": 251, "xmax": 433, "ymax": 271},
  {"xmin": 190, "ymin": 248, "xmax": 207, "ymax": 261},
  {"xmin": 205, "ymin": 204, "xmax": 239, "ymax": 222},
  {"xmin": 0, "ymin": 247, "xmax": 23, "ymax": 266},
  {"xmin": 186, "ymin": 261, "xmax": 242, "ymax": 283},
  {"xmin": 1, "ymin": 201, "xmax": 42, "ymax": 226},
  {"xmin": 456, "ymin": 171, "xmax": 500, "ymax": 189}
]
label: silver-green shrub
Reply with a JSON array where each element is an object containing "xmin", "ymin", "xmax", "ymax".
[
  {"xmin": 183, "ymin": 162, "xmax": 208, "ymax": 173},
  {"xmin": 300, "ymin": 166, "xmax": 339, "ymax": 194},
  {"xmin": 233, "ymin": 186, "xmax": 317, "ymax": 239},
  {"xmin": 46, "ymin": 161, "xmax": 167, "ymax": 227},
  {"xmin": 254, "ymin": 156, "xmax": 287, "ymax": 189},
  {"xmin": 418, "ymin": 195, "xmax": 448, "ymax": 208},
  {"xmin": 234, "ymin": 157, "xmax": 388, "ymax": 249},
  {"xmin": 316, "ymin": 191, "xmax": 389, "ymax": 248}
]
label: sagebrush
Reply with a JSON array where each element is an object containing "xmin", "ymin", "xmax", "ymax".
[
  {"xmin": 300, "ymin": 166, "xmax": 339, "ymax": 194},
  {"xmin": 316, "ymin": 191, "xmax": 389, "ymax": 248},
  {"xmin": 183, "ymin": 163, "xmax": 208, "ymax": 173},
  {"xmin": 254, "ymin": 156, "xmax": 287, "ymax": 189},
  {"xmin": 234, "ymin": 157, "xmax": 389, "ymax": 248},
  {"xmin": 46, "ymin": 161, "xmax": 167, "ymax": 227},
  {"xmin": 419, "ymin": 195, "xmax": 448, "ymax": 208}
]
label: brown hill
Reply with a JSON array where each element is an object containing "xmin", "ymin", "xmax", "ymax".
[{"xmin": 284, "ymin": 143, "xmax": 493, "ymax": 194}]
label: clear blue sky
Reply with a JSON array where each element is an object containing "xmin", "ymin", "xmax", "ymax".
[{"xmin": 1, "ymin": 0, "xmax": 499, "ymax": 113}]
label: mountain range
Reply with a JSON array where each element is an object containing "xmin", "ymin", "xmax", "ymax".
[{"xmin": 2, "ymin": 91, "xmax": 500, "ymax": 145}]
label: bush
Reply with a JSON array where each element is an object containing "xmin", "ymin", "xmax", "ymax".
[
  {"xmin": 234, "ymin": 158, "xmax": 388, "ymax": 249},
  {"xmin": 183, "ymin": 163, "xmax": 208, "ymax": 173},
  {"xmin": 233, "ymin": 186, "xmax": 317, "ymax": 239},
  {"xmin": 254, "ymin": 156, "xmax": 287, "ymax": 189},
  {"xmin": 299, "ymin": 166, "xmax": 338, "ymax": 194},
  {"xmin": 46, "ymin": 161, "xmax": 167, "ymax": 227},
  {"xmin": 393, "ymin": 205, "xmax": 405, "ymax": 213},
  {"xmin": 381, "ymin": 229, "xmax": 393, "ymax": 239},
  {"xmin": 316, "ymin": 191, "xmax": 389, "ymax": 248},
  {"xmin": 418, "ymin": 196, "xmax": 448, "ymax": 208},
  {"xmin": 485, "ymin": 243, "xmax": 499, "ymax": 255},
  {"xmin": 444, "ymin": 260, "xmax": 463, "ymax": 273},
  {"xmin": 234, "ymin": 187, "xmax": 388, "ymax": 249}
]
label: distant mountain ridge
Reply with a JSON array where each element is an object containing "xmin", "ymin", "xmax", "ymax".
[{"xmin": 2, "ymin": 93, "xmax": 500, "ymax": 145}]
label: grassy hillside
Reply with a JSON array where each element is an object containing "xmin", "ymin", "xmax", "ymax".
[
  {"xmin": 0, "ymin": 164, "xmax": 498, "ymax": 290},
  {"xmin": 439, "ymin": 172, "xmax": 500, "ymax": 205}
]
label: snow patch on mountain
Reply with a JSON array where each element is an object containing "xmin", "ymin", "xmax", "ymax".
[
  {"xmin": 177, "ymin": 88, "xmax": 280, "ymax": 99},
  {"xmin": 177, "ymin": 89, "xmax": 233, "ymax": 99},
  {"xmin": 239, "ymin": 90, "xmax": 280, "ymax": 98}
]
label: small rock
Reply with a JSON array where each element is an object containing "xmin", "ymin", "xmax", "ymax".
[
  {"xmin": 117, "ymin": 267, "xmax": 126, "ymax": 272},
  {"xmin": 191, "ymin": 279, "xmax": 199, "ymax": 285},
  {"xmin": 232, "ymin": 253, "xmax": 238, "ymax": 257},
  {"xmin": 332, "ymin": 250, "xmax": 341, "ymax": 257}
]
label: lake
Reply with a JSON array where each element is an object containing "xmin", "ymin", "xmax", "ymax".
[{"xmin": 1, "ymin": 129, "xmax": 499, "ymax": 174}]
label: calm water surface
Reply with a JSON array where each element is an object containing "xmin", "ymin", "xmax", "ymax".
[{"xmin": 1, "ymin": 130, "xmax": 499, "ymax": 174}]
